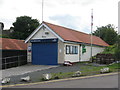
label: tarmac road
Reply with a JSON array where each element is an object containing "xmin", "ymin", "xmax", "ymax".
[{"xmin": 3, "ymin": 73, "xmax": 119, "ymax": 88}]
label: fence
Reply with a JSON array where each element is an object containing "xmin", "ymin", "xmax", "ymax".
[
  {"xmin": 1, "ymin": 50, "xmax": 27, "ymax": 69},
  {"xmin": 1, "ymin": 55, "xmax": 27, "ymax": 69},
  {"xmin": 92, "ymin": 54, "xmax": 116, "ymax": 64},
  {"xmin": 2, "ymin": 50, "xmax": 27, "ymax": 58}
]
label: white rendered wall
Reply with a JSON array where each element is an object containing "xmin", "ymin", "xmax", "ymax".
[
  {"xmin": 81, "ymin": 45, "xmax": 105, "ymax": 61},
  {"xmin": 31, "ymin": 27, "xmax": 57, "ymax": 40},
  {"xmin": 27, "ymin": 42, "xmax": 32, "ymax": 62},
  {"xmin": 58, "ymin": 40, "xmax": 65, "ymax": 64}
]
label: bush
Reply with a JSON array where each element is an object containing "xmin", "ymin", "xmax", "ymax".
[
  {"xmin": 114, "ymin": 35, "xmax": 120, "ymax": 61},
  {"xmin": 114, "ymin": 45, "xmax": 120, "ymax": 61},
  {"xmin": 102, "ymin": 45, "xmax": 116, "ymax": 54}
]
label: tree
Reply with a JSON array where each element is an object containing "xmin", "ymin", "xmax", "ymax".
[
  {"xmin": 10, "ymin": 16, "xmax": 40, "ymax": 40},
  {"xmin": 0, "ymin": 22, "xmax": 4, "ymax": 30},
  {"xmin": 92, "ymin": 24, "xmax": 118, "ymax": 45},
  {"xmin": 114, "ymin": 35, "xmax": 120, "ymax": 61}
]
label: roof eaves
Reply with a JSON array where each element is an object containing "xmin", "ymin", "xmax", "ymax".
[{"xmin": 64, "ymin": 40, "xmax": 108, "ymax": 47}]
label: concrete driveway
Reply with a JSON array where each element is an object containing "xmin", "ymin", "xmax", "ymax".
[{"xmin": 1, "ymin": 63, "xmax": 58, "ymax": 79}]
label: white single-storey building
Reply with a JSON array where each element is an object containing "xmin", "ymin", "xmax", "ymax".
[{"xmin": 25, "ymin": 21, "xmax": 109, "ymax": 65}]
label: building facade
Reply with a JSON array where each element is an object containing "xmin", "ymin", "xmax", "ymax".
[{"xmin": 25, "ymin": 22, "xmax": 109, "ymax": 65}]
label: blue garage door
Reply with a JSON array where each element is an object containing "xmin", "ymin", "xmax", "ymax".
[{"xmin": 31, "ymin": 39, "xmax": 58, "ymax": 65}]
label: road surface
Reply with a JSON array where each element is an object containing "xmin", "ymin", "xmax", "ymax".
[{"xmin": 3, "ymin": 74, "xmax": 119, "ymax": 88}]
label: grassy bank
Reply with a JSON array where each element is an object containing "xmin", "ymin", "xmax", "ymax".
[{"xmin": 40, "ymin": 63, "xmax": 120, "ymax": 81}]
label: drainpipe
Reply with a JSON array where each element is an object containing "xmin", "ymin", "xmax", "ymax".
[{"xmin": 79, "ymin": 44, "xmax": 82, "ymax": 62}]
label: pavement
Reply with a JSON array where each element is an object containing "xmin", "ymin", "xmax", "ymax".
[{"xmin": 1, "ymin": 63, "xmax": 58, "ymax": 79}]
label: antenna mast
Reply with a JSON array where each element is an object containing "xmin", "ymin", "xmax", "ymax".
[
  {"xmin": 90, "ymin": 9, "xmax": 93, "ymax": 61},
  {"xmin": 42, "ymin": 0, "xmax": 44, "ymax": 22}
]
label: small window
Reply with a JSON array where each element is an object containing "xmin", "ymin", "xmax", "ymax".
[
  {"xmin": 45, "ymin": 31, "xmax": 49, "ymax": 35},
  {"xmin": 42, "ymin": 35, "xmax": 46, "ymax": 38}
]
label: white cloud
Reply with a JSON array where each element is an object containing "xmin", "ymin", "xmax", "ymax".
[
  {"xmin": 0, "ymin": 0, "xmax": 119, "ymax": 33},
  {"xmin": 49, "ymin": 15, "xmax": 81, "ymax": 30}
]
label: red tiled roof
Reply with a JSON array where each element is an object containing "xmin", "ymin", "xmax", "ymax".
[
  {"xmin": 43, "ymin": 21, "xmax": 109, "ymax": 47},
  {"xmin": 0, "ymin": 38, "xmax": 27, "ymax": 50}
]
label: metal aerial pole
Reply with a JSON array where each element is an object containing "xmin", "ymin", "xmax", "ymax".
[
  {"xmin": 42, "ymin": 0, "xmax": 44, "ymax": 22},
  {"xmin": 90, "ymin": 9, "xmax": 93, "ymax": 61}
]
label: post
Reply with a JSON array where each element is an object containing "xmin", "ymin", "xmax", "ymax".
[
  {"xmin": 118, "ymin": 1, "xmax": 120, "ymax": 35},
  {"xmin": 90, "ymin": 9, "xmax": 93, "ymax": 61},
  {"xmin": 42, "ymin": 0, "xmax": 44, "ymax": 22}
]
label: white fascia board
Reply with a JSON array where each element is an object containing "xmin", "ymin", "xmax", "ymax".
[
  {"xmin": 43, "ymin": 23, "xmax": 64, "ymax": 42},
  {"xmin": 64, "ymin": 41, "xmax": 82, "ymax": 45},
  {"xmin": 25, "ymin": 23, "xmax": 64, "ymax": 43},
  {"xmin": 64, "ymin": 41, "xmax": 106, "ymax": 47}
]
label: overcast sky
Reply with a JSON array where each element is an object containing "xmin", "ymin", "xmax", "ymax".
[{"xmin": 0, "ymin": 0, "xmax": 119, "ymax": 33}]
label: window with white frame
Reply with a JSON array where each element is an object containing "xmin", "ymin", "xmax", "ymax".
[{"xmin": 66, "ymin": 45, "xmax": 78, "ymax": 54}]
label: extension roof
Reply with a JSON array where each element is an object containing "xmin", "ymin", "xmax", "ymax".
[{"xmin": 0, "ymin": 38, "xmax": 27, "ymax": 50}]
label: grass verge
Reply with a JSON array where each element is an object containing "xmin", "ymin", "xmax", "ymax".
[{"xmin": 39, "ymin": 63, "xmax": 120, "ymax": 81}]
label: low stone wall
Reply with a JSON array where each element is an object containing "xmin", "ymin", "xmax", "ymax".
[{"xmin": 92, "ymin": 54, "xmax": 115, "ymax": 64}]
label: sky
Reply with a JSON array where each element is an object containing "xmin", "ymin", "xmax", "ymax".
[{"xmin": 0, "ymin": 0, "xmax": 119, "ymax": 34}]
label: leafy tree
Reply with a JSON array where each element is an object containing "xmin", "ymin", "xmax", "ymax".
[
  {"xmin": 93, "ymin": 24, "xmax": 118, "ymax": 45},
  {"xmin": 114, "ymin": 35, "xmax": 120, "ymax": 61},
  {"xmin": 10, "ymin": 16, "xmax": 40, "ymax": 40},
  {"xmin": 101, "ymin": 44, "xmax": 116, "ymax": 54},
  {"xmin": 0, "ymin": 22, "xmax": 4, "ymax": 30}
]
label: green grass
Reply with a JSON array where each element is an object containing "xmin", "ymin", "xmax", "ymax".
[
  {"xmin": 51, "ymin": 72, "xmax": 75, "ymax": 79},
  {"xmin": 58, "ymin": 63, "xmax": 119, "ymax": 78},
  {"xmin": 80, "ymin": 63, "xmax": 120, "ymax": 75},
  {"xmin": 39, "ymin": 62, "xmax": 120, "ymax": 81},
  {"xmin": 48, "ymin": 63, "xmax": 118, "ymax": 80},
  {"xmin": 107, "ymin": 63, "xmax": 120, "ymax": 72}
]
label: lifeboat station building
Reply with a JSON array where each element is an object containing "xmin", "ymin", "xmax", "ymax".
[{"xmin": 25, "ymin": 21, "xmax": 109, "ymax": 65}]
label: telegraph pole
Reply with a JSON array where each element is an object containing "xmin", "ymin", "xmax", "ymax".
[{"xmin": 90, "ymin": 9, "xmax": 93, "ymax": 61}]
